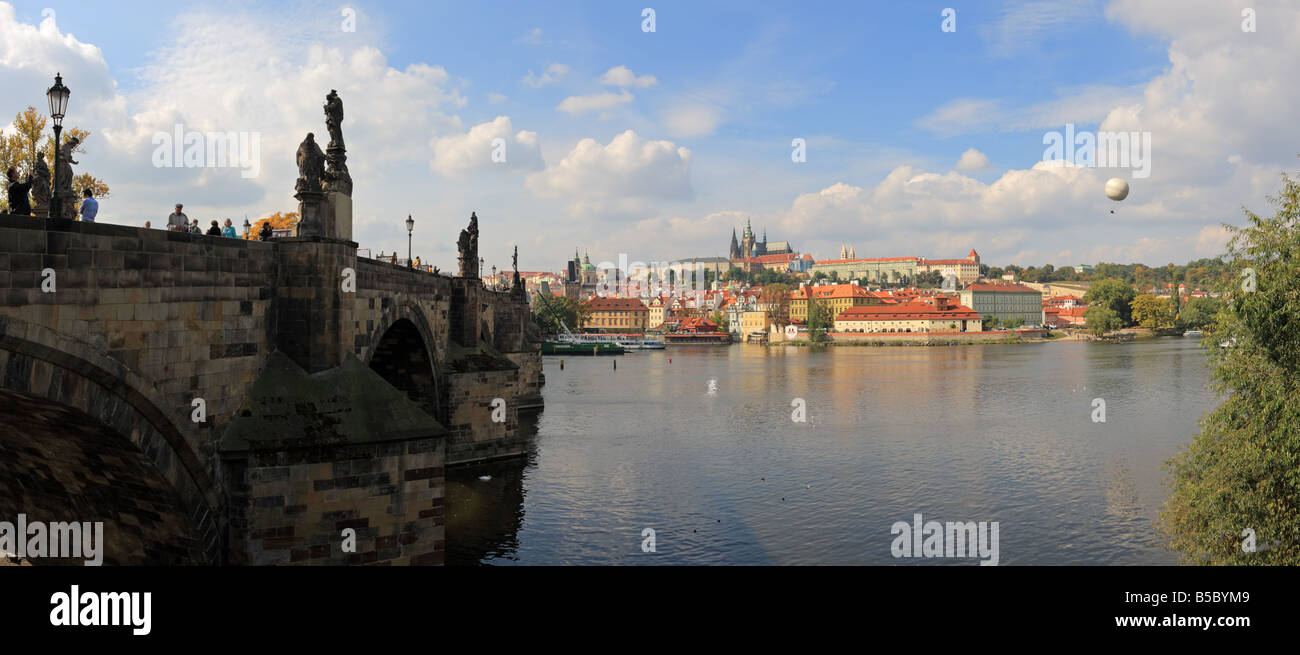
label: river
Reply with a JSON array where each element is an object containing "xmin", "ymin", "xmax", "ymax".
[{"xmin": 447, "ymin": 338, "xmax": 1215, "ymax": 565}]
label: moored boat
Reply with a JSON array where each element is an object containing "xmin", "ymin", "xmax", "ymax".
[{"xmin": 540, "ymin": 340, "xmax": 624, "ymax": 355}]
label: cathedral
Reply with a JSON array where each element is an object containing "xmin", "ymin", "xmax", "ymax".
[{"xmin": 729, "ymin": 219, "xmax": 793, "ymax": 261}]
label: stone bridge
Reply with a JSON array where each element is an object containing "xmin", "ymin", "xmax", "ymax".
[{"xmin": 0, "ymin": 214, "xmax": 542, "ymax": 565}]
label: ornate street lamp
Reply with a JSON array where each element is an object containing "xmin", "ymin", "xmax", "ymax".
[
  {"xmin": 243, "ymin": 218, "xmax": 251, "ymax": 239},
  {"xmin": 405, "ymin": 215, "xmax": 414, "ymax": 267},
  {"xmin": 46, "ymin": 73, "xmax": 70, "ymax": 218}
]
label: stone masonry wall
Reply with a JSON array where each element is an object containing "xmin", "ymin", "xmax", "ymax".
[
  {"xmin": 0, "ymin": 215, "xmax": 277, "ymax": 493},
  {"xmin": 445, "ymin": 369, "xmax": 522, "ymax": 465},
  {"xmin": 224, "ymin": 437, "xmax": 445, "ymax": 565}
]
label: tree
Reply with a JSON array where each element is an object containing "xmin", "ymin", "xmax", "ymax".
[
  {"xmin": 917, "ymin": 270, "xmax": 944, "ymax": 288},
  {"xmin": 1004, "ymin": 317, "xmax": 1025, "ymax": 329},
  {"xmin": 710, "ymin": 310, "xmax": 728, "ymax": 333},
  {"xmin": 0, "ymin": 107, "xmax": 109, "ymax": 214},
  {"xmin": 245, "ymin": 211, "xmax": 300, "ymax": 239},
  {"xmin": 1084, "ymin": 278, "xmax": 1137, "ymax": 325},
  {"xmin": 531, "ymin": 293, "xmax": 579, "ymax": 335},
  {"xmin": 760, "ymin": 283, "xmax": 792, "ymax": 328},
  {"xmin": 1131, "ymin": 294, "xmax": 1174, "ymax": 329},
  {"xmin": 811, "ymin": 271, "xmax": 828, "ymax": 283},
  {"xmin": 1161, "ymin": 167, "xmax": 1300, "ymax": 565},
  {"xmin": 1177, "ymin": 297, "xmax": 1222, "ymax": 330},
  {"xmin": 807, "ymin": 298, "xmax": 831, "ymax": 343},
  {"xmin": 1084, "ymin": 305, "xmax": 1123, "ymax": 336}
]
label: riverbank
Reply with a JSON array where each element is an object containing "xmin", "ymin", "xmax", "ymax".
[{"xmin": 776, "ymin": 329, "xmax": 1061, "ymax": 347}]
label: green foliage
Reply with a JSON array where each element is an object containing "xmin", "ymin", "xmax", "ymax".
[
  {"xmin": 807, "ymin": 299, "xmax": 830, "ymax": 343},
  {"xmin": 1160, "ymin": 168, "xmax": 1300, "ymax": 564},
  {"xmin": 531, "ymin": 293, "xmax": 582, "ymax": 335},
  {"xmin": 1084, "ymin": 305, "xmax": 1123, "ymax": 336},
  {"xmin": 1131, "ymin": 293, "xmax": 1175, "ymax": 329},
  {"xmin": 915, "ymin": 270, "xmax": 944, "ymax": 288},
  {"xmin": 1085, "ymin": 278, "xmax": 1137, "ymax": 325},
  {"xmin": 1177, "ymin": 297, "xmax": 1222, "ymax": 330},
  {"xmin": 710, "ymin": 310, "xmax": 728, "ymax": 333}
]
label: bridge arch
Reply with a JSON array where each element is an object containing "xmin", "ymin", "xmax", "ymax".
[
  {"xmin": 363, "ymin": 303, "xmax": 445, "ymax": 425},
  {"xmin": 0, "ymin": 316, "xmax": 222, "ymax": 563}
]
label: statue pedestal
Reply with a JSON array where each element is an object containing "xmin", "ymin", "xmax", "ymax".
[
  {"xmin": 325, "ymin": 191, "xmax": 352, "ymax": 241},
  {"xmin": 295, "ymin": 190, "xmax": 327, "ymax": 238}
]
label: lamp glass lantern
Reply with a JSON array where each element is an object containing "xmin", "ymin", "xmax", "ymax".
[{"xmin": 46, "ymin": 73, "xmax": 70, "ymax": 122}]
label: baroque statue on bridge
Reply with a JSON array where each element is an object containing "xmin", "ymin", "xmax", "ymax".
[
  {"xmin": 295, "ymin": 133, "xmax": 327, "ymax": 195},
  {"xmin": 54, "ymin": 137, "xmax": 79, "ymax": 218},
  {"xmin": 324, "ymin": 89, "xmax": 345, "ymax": 150},
  {"xmin": 31, "ymin": 155, "xmax": 52, "ymax": 217},
  {"xmin": 458, "ymin": 212, "xmax": 480, "ymax": 278},
  {"xmin": 323, "ymin": 89, "xmax": 352, "ymax": 196}
]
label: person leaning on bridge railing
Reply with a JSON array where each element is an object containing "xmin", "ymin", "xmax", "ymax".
[
  {"xmin": 5, "ymin": 167, "xmax": 33, "ymax": 216},
  {"xmin": 167, "ymin": 204, "xmax": 188, "ymax": 231}
]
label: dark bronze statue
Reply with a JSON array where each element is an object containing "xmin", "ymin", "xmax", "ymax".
[
  {"xmin": 295, "ymin": 133, "xmax": 326, "ymax": 194},
  {"xmin": 458, "ymin": 212, "xmax": 480, "ymax": 278},
  {"xmin": 324, "ymin": 89, "xmax": 345, "ymax": 150}
]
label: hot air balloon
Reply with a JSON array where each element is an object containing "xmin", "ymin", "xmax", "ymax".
[{"xmin": 1104, "ymin": 178, "xmax": 1129, "ymax": 213}]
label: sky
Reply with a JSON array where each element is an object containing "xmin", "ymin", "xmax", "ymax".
[{"xmin": 1, "ymin": 0, "xmax": 1297, "ymax": 274}]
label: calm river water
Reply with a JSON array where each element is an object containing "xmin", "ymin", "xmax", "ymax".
[{"xmin": 447, "ymin": 339, "xmax": 1214, "ymax": 565}]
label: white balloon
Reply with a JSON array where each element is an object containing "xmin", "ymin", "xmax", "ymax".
[{"xmin": 1105, "ymin": 177, "xmax": 1130, "ymax": 201}]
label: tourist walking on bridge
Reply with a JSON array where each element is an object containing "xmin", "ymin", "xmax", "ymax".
[
  {"xmin": 259, "ymin": 221, "xmax": 274, "ymax": 241},
  {"xmin": 222, "ymin": 218, "xmax": 237, "ymax": 238}
]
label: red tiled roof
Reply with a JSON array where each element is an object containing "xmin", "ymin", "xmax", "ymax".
[
  {"xmin": 583, "ymin": 297, "xmax": 648, "ymax": 311},
  {"xmin": 739, "ymin": 253, "xmax": 799, "ymax": 265}
]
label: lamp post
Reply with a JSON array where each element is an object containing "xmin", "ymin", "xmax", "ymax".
[
  {"xmin": 46, "ymin": 73, "xmax": 70, "ymax": 219},
  {"xmin": 405, "ymin": 215, "xmax": 414, "ymax": 267},
  {"xmin": 243, "ymin": 218, "xmax": 251, "ymax": 239}
]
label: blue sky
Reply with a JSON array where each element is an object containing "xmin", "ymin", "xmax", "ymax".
[{"xmin": 2, "ymin": 0, "xmax": 1296, "ymax": 272}]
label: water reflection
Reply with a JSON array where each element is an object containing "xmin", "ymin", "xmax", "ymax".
[{"xmin": 449, "ymin": 339, "xmax": 1214, "ymax": 565}]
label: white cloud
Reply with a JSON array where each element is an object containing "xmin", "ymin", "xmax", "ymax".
[
  {"xmin": 917, "ymin": 84, "xmax": 1144, "ymax": 136},
  {"xmin": 955, "ymin": 148, "xmax": 991, "ymax": 173},
  {"xmin": 980, "ymin": 0, "xmax": 1104, "ymax": 58},
  {"xmin": 600, "ymin": 65, "xmax": 657, "ymax": 89},
  {"xmin": 518, "ymin": 27, "xmax": 548, "ymax": 46},
  {"xmin": 0, "ymin": 5, "xmax": 474, "ymax": 258},
  {"xmin": 522, "ymin": 63, "xmax": 568, "ymax": 88},
  {"xmin": 430, "ymin": 116, "xmax": 543, "ymax": 177},
  {"xmin": 487, "ymin": 93, "xmax": 507, "ymax": 104},
  {"xmin": 526, "ymin": 129, "xmax": 692, "ymax": 216},
  {"xmin": 556, "ymin": 89, "xmax": 633, "ymax": 115},
  {"xmin": 662, "ymin": 104, "xmax": 722, "ymax": 138}
]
